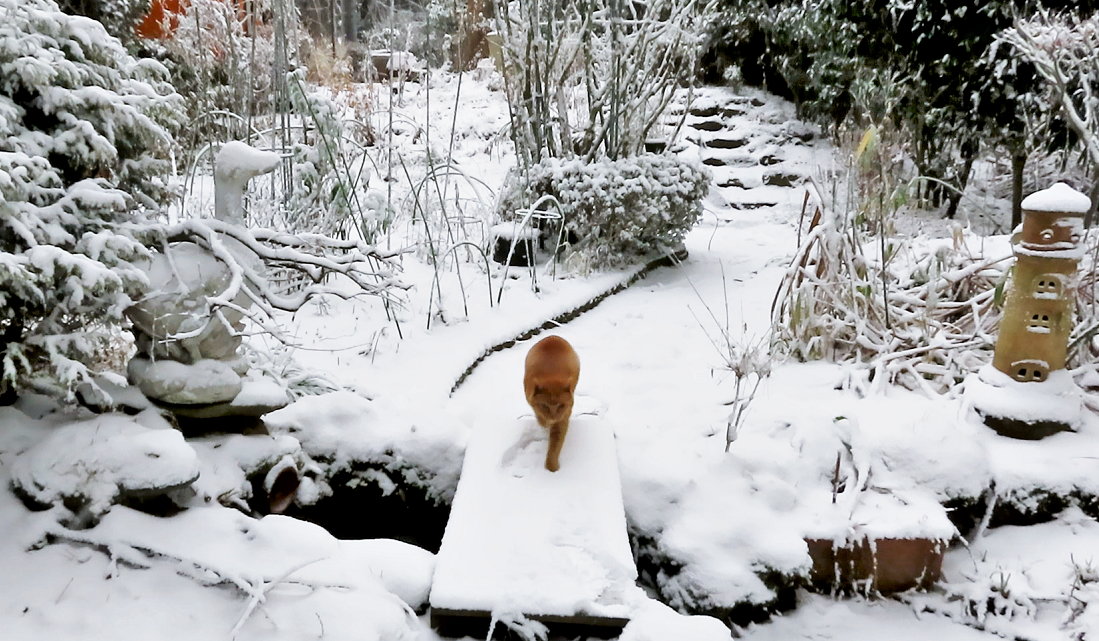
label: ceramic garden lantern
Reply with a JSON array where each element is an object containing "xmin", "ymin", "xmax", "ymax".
[
  {"xmin": 969, "ymin": 182, "xmax": 1091, "ymax": 439},
  {"xmin": 992, "ymin": 182, "xmax": 1090, "ymax": 381}
]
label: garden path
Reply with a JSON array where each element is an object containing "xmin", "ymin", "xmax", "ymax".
[{"xmin": 448, "ymin": 86, "xmax": 830, "ymax": 463}]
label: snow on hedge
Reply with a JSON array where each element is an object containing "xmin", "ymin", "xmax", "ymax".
[
  {"xmin": 498, "ymin": 154, "xmax": 710, "ymax": 268},
  {"xmin": 0, "ymin": 0, "xmax": 181, "ymax": 400}
]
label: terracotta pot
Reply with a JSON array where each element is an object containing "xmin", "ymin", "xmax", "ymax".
[{"xmin": 806, "ymin": 536, "xmax": 944, "ymax": 594}]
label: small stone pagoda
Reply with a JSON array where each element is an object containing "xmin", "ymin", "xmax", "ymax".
[{"xmin": 970, "ymin": 182, "xmax": 1091, "ymax": 439}]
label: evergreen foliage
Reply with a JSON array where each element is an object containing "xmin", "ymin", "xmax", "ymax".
[
  {"xmin": 0, "ymin": 0, "xmax": 182, "ymax": 401},
  {"xmin": 55, "ymin": 0, "xmax": 151, "ymax": 45},
  {"xmin": 705, "ymin": 0, "xmax": 1099, "ymax": 215}
]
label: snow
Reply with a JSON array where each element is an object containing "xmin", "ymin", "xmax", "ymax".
[
  {"xmin": 620, "ymin": 599, "xmax": 734, "ymax": 640},
  {"xmin": 214, "ymin": 141, "xmax": 281, "ymax": 224},
  {"xmin": 263, "ymin": 390, "xmax": 468, "ymax": 502},
  {"xmin": 128, "ymin": 357, "xmax": 243, "ymax": 404},
  {"xmin": 215, "ymin": 141, "xmax": 282, "ymax": 178},
  {"xmin": 1020, "ymin": 181, "xmax": 1092, "ymax": 213},
  {"xmin": 3, "ymin": 70, "xmax": 1099, "ymax": 641},
  {"xmin": 186, "ymin": 432, "xmax": 302, "ymax": 507},
  {"xmin": 491, "ymin": 221, "xmax": 540, "ymax": 241},
  {"xmin": 429, "ymin": 413, "xmax": 639, "ymax": 617},
  {"xmin": 384, "ymin": 50, "xmax": 422, "ymax": 73},
  {"xmin": 965, "ymin": 365, "xmax": 1084, "ymax": 428},
  {"xmin": 739, "ymin": 593, "xmax": 999, "ymax": 641},
  {"xmin": 8, "ymin": 410, "xmax": 200, "ymax": 519},
  {"xmin": 231, "ymin": 373, "xmax": 291, "ymax": 408}
]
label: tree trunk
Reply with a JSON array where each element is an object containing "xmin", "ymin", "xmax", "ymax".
[
  {"xmin": 1087, "ymin": 177, "xmax": 1099, "ymax": 229},
  {"xmin": 1012, "ymin": 152, "xmax": 1026, "ymax": 230},
  {"xmin": 944, "ymin": 148, "xmax": 977, "ymax": 220},
  {"xmin": 343, "ymin": 0, "xmax": 356, "ymax": 41}
]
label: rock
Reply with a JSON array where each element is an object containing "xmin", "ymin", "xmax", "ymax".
[
  {"xmin": 763, "ymin": 172, "xmax": 804, "ymax": 187},
  {"xmin": 153, "ymin": 376, "xmax": 292, "ymax": 434},
  {"xmin": 706, "ymin": 137, "xmax": 748, "ymax": 149},
  {"xmin": 688, "ymin": 106, "xmax": 723, "ymax": 118},
  {"xmin": 76, "ymin": 375, "xmax": 152, "ymax": 415},
  {"xmin": 701, "ymin": 157, "xmax": 726, "ymax": 167},
  {"xmin": 688, "ymin": 120, "xmax": 723, "ymax": 132},
  {"xmin": 126, "ymin": 240, "xmax": 260, "ymax": 363},
  {"xmin": 10, "ymin": 414, "xmax": 200, "ymax": 524},
  {"xmin": 129, "ymin": 357, "xmax": 243, "ymax": 405}
]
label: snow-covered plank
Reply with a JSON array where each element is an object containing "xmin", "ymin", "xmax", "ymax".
[{"xmin": 429, "ymin": 413, "xmax": 637, "ymax": 634}]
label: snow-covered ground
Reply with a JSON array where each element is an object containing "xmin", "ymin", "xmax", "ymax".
[{"xmin": 2, "ymin": 68, "xmax": 1098, "ymax": 641}]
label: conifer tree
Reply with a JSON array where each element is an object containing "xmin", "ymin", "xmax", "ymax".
[{"xmin": 0, "ymin": 0, "xmax": 182, "ymax": 402}]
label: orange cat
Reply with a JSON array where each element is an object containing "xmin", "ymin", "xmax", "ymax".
[{"xmin": 524, "ymin": 335, "xmax": 580, "ymax": 472}]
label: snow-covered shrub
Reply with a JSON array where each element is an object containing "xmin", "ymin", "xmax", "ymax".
[
  {"xmin": 56, "ymin": 0, "xmax": 151, "ymax": 44},
  {"xmin": 245, "ymin": 343, "xmax": 344, "ymax": 400},
  {"xmin": 771, "ymin": 199, "xmax": 1003, "ymax": 395},
  {"xmin": 0, "ymin": 0, "xmax": 182, "ymax": 401},
  {"xmin": 498, "ymin": 154, "xmax": 709, "ymax": 268},
  {"xmin": 494, "ymin": 0, "xmax": 711, "ymax": 165},
  {"xmin": 285, "ymin": 71, "xmax": 392, "ymax": 242},
  {"xmin": 160, "ymin": 0, "xmax": 301, "ymax": 143}
]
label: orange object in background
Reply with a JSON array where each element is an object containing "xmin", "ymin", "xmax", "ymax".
[
  {"xmin": 136, "ymin": 0, "xmax": 185, "ymax": 39},
  {"xmin": 136, "ymin": 0, "xmax": 252, "ymax": 40}
]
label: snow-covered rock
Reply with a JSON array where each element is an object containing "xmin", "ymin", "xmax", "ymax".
[
  {"xmin": 10, "ymin": 413, "xmax": 200, "ymax": 521},
  {"xmin": 264, "ymin": 390, "xmax": 468, "ymax": 502},
  {"xmin": 128, "ymin": 357, "xmax": 243, "ymax": 405},
  {"xmin": 186, "ymin": 432, "xmax": 304, "ymax": 509}
]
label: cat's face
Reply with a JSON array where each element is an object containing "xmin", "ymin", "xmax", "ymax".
[{"xmin": 531, "ymin": 385, "xmax": 573, "ymax": 422}]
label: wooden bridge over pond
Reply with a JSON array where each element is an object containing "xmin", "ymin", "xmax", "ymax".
[{"xmin": 429, "ymin": 413, "xmax": 637, "ymax": 639}]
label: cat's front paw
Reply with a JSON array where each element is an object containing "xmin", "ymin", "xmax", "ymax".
[{"xmin": 544, "ymin": 458, "xmax": 560, "ymax": 473}]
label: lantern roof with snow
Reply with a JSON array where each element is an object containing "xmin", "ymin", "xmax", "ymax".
[{"xmin": 1021, "ymin": 182, "xmax": 1092, "ymax": 215}]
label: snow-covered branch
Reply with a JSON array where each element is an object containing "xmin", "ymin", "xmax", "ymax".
[
  {"xmin": 493, "ymin": 0, "xmax": 714, "ymax": 165},
  {"xmin": 772, "ymin": 201, "xmax": 1006, "ymax": 395},
  {"xmin": 1000, "ymin": 10, "xmax": 1099, "ymax": 169},
  {"xmin": 126, "ymin": 219, "xmax": 410, "ymax": 351}
]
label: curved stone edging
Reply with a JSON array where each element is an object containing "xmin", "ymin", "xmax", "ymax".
[{"xmin": 449, "ymin": 247, "xmax": 689, "ymax": 396}]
